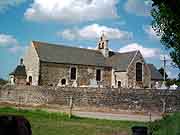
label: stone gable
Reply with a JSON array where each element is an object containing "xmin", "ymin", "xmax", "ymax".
[
  {"xmin": 24, "ymin": 43, "xmax": 40, "ymax": 86},
  {"xmin": 127, "ymin": 51, "xmax": 151, "ymax": 88}
]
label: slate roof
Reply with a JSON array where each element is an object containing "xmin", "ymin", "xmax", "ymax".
[
  {"xmin": 10, "ymin": 65, "xmax": 27, "ymax": 76},
  {"xmin": 33, "ymin": 41, "xmax": 108, "ymax": 67},
  {"xmin": 106, "ymin": 51, "xmax": 137, "ymax": 71},
  {"xmin": 148, "ymin": 64, "xmax": 163, "ymax": 80},
  {"xmin": 32, "ymin": 41, "xmax": 137, "ymax": 70}
]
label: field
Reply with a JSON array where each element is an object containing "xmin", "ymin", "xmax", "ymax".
[{"xmin": 0, "ymin": 107, "xmax": 145, "ymax": 135}]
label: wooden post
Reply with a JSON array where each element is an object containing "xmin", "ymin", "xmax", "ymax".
[
  {"xmin": 161, "ymin": 98, "xmax": 166, "ymax": 114},
  {"xmin": 18, "ymin": 96, "xmax": 22, "ymax": 110},
  {"xmin": 149, "ymin": 112, "xmax": 152, "ymax": 122},
  {"xmin": 69, "ymin": 96, "xmax": 73, "ymax": 119}
]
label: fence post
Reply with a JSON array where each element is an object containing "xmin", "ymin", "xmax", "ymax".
[{"xmin": 160, "ymin": 98, "xmax": 166, "ymax": 114}]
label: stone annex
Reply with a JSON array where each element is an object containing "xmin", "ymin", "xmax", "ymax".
[{"xmin": 9, "ymin": 33, "xmax": 163, "ymax": 88}]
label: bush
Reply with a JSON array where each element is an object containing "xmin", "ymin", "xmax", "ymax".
[{"xmin": 149, "ymin": 113, "xmax": 180, "ymax": 135}]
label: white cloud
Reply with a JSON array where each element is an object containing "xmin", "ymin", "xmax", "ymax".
[
  {"xmin": 8, "ymin": 45, "xmax": 26, "ymax": 53},
  {"xmin": 0, "ymin": 34, "xmax": 18, "ymax": 47},
  {"xmin": 59, "ymin": 24, "xmax": 133, "ymax": 41},
  {"xmin": 0, "ymin": 0, "xmax": 26, "ymax": 12},
  {"xmin": 0, "ymin": 33, "xmax": 25, "ymax": 53},
  {"xmin": 25, "ymin": 0, "xmax": 118, "ymax": 22},
  {"xmin": 124, "ymin": 0, "xmax": 152, "ymax": 16},
  {"xmin": 119, "ymin": 43, "xmax": 160, "ymax": 58},
  {"xmin": 143, "ymin": 25, "xmax": 161, "ymax": 39}
]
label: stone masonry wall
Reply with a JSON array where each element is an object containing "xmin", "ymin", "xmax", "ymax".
[
  {"xmin": 24, "ymin": 43, "xmax": 40, "ymax": 86},
  {"xmin": 0, "ymin": 86, "xmax": 180, "ymax": 113},
  {"xmin": 40, "ymin": 62, "xmax": 111, "ymax": 87}
]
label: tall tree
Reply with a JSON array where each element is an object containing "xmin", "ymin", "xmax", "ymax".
[{"xmin": 151, "ymin": 0, "xmax": 180, "ymax": 69}]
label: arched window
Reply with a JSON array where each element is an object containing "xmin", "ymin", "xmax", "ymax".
[
  {"xmin": 136, "ymin": 62, "xmax": 142, "ymax": 81},
  {"xmin": 70, "ymin": 67, "xmax": 76, "ymax": 80},
  {"xmin": 99, "ymin": 43, "xmax": 104, "ymax": 49},
  {"xmin": 61, "ymin": 79, "xmax": 66, "ymax": 85},
  {"xmin": 98, "ymin": 43, "xmax": 101, "ymax": 49},
  {"xmin": 118, "ymin": 81, "xmax": 121, "ymax": 88}
]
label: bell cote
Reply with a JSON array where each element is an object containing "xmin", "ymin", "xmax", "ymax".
[{"xmin": 97, "ymin": 33, "xmax": 109, "ymax": 57}]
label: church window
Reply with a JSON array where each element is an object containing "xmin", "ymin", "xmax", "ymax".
[
  {"xmin": 118, "ymin": 81, "xmax": 121, "ymax": 88},
  {"xmin": 96, "ymin": 69, "xmax": 101, "ymax": 81},
  {"xmin": 70, "ymin": 67, "xmax": 76, "ymax": 80},
  {"xmin": 136, "ymin": 62, "xmax": 143, "ymax": 81},
  {"xmin": 98, "ymin": 43, "xmax": 101, "ymax": 49},
  {"xmin": 61, "ymin": 79, "xmax": 66, "ymax": 85},
  {"xmin": 102, "ymin": 42, "xmax": 104, "ymax": 49}
]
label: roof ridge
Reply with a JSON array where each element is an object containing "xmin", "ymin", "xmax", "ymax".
[
  {"xmin": 32, "ymin": 40, "xmax": 99, "ymax": 53},
  {"xmin": 32, "ymin": 41, "xmax": 139, "ymax": 55}
]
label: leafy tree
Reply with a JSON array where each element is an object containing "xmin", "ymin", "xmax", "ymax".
[
  {"xmin": 158, "ymin": 67, "xmax": 168, "ymax": 80},
  {"xmin": 166, "ymin": 78, "xmax": 180, "ymax": 87},
  {"xmin": 151, "ymin": 0, "xmax": 180, "ymax": 69},
  {"xmin": 0, "ymin": 78, "xmax": 8, "ymax": 86}
]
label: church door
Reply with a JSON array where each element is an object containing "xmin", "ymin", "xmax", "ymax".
[{"xmin": 29, "ymin": 76, "xmax": 32, "ymax": 85}]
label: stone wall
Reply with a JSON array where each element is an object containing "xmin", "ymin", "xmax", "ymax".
[
  {"xmin": 0, "ymin": 86, "xmax": 180, "ymax": 113},
  {"xmin": 39, "ymin": 62, "xmax": 112, "ymax": 87},
  {"xmin": 115, "ymin": 72, "xmax": 128, "ymax": 88}
]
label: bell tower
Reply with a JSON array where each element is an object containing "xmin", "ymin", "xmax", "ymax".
[{"xmin": 97, "ymin": 32, "xmax": 109, "ymax": 57}]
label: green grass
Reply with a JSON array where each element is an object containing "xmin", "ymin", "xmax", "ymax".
[
  {"xmin": 150, "ymin": 113, "xmax": 180, "ymax": 135},
  {"xmin": 0, "ymin": 107, "xmax": 145, "ymax": 135}
]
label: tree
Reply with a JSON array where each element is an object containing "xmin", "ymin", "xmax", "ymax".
[
  {"xmin": 0, "ymin": 78, "xmax": 8, "ymax": 86},
  {"xmin": 151, "ymin": 0, "xmax": 180, "ymax": 69},
  {"xmin": 158, "ymin": 67, "xmax": 168, "ymax": 80}
]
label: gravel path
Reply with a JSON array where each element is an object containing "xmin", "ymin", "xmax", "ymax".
[{"xmin": 73, "ymin": 111, "xmax": 162, "ymax": 122}]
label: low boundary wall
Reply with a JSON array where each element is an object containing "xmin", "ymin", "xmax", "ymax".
[{"xmin": 0, "ymin": 85, "xmax": 180, "ymax": 113}]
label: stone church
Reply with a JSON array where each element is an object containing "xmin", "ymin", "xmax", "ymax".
[{"xmin": 10, "ymin": 34, "xmax": 163, "ymax": 88}]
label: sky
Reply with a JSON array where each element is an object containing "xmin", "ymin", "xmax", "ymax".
[{"xmin": 0, "ymin": 0, "xmax": 179, "ymax": 79}]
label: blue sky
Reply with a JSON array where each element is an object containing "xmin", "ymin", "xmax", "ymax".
[{"xmin": 0, "ymin": 0, "xmax": 179, "ymax": 79}]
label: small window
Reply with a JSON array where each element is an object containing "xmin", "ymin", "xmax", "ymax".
[
  {"xmin": 99, "ymin": 43, "xmax": 103, "ymax": 49},
  {"xmin": 118, "ymin": 81, "xmax": 121, "ymax": 88},
  {"xmin": 70, "ymin": 67, "xmax": 76, "ymax": 80},
  {"xmin": 61, "ymin": 79, "xmax": 66, "ymax": 85},
  {"xmin": 96, "ymin": 69, "xmax": 101, "ymax": 81},
  {"xmin": 102, "ymin": 42, "xmax": 104, "ymax": 49}
]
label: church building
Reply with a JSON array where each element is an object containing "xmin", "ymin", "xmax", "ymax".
[{"xmin": 10, "ymin": 34, "xmax": 163, "ymax": 88}]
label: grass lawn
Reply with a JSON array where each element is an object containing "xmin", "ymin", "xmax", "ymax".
[{"xmin": 0, "ymin": 107, "xmax": 145, "ymax": 135}]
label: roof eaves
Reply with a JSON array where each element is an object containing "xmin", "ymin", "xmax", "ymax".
[{"xmin": 40, "ymin": 60, "xmax": 111, "ymax": 68}]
